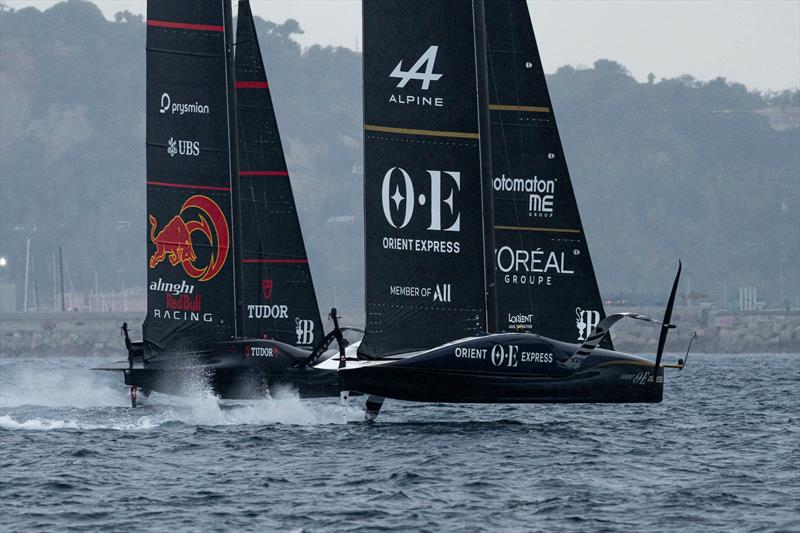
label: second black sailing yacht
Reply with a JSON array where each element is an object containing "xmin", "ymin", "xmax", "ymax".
[
  {"xmin": 313, "ymin": 0, "xmax": 688, "ymax": 418},
  {"xmin": 104, "ymin": 0, "xmax": 346, "ymax": 404}
]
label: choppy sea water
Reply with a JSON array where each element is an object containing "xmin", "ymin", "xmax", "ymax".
[{"xmin": 1, "ymin": 353, "xmax": 798, "ymax": 532}]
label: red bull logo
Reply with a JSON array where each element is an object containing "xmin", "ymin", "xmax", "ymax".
[{"xmin": 148, "ymin": 195, "xmax": 229, "ymax": 282}]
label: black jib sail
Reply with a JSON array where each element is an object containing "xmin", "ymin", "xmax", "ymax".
[
  {"xmin": 358, "ymin": 0, "xmax": 490, "ymax": 358},
  {"xmin": 234, "ymin": 0, "xmax": 323, "ymax": 347},
  {"xmin": 485, "ymin": 0, "xmax": 611, "ymax": 348},
  {"xmin": 144, "ymin": 0, "xmax": 239, "ymax": 357}
]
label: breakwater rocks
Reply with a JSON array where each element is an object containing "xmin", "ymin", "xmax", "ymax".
[
  {"xmin": 1, "ymin": 312, "xmax": 144, "ymax": 357},
  {"xmin": 0, "ymin": 308, "xmax": 797, "ymax": 357},
  {"xmin": 607, "ymin": 306, "xmax": 800, "ymax": 354}
]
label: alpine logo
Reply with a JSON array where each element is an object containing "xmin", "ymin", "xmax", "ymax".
[
  {"xmin": 295, "ymin": 318, "xmax": 315, "ymax": 345},
  {"xmin": 388, "ymin": 45, "xmax": 444, "ymax": 107},
  {"xmin": 167, "ymin": 137, "xmax": 200, "ymax": 157},
  {"xmin": 433, "ymin": 283, "xmax": 451, "ymax": 303},
  {"xmin": 390, "ymin": 45, "xmax": 442, "ymax": 89},
  {"xmin": 576, "ymin": 307, "xmax": 601, "ymax": 341},
  {"xmin": 160, "ymin": 92, "xmax": 210, "ymax": 115}
]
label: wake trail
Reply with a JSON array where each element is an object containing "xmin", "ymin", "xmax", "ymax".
[{"xmin": 1, "ymin": 356, "xmax": 363, "ymax": 430}]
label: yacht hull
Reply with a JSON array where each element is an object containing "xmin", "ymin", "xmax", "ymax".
[
  {"xmin": 119, "ymin": 339, "xmax": 339, "ymax": 399},
  {"xmin": 338, "ymin": 334, "xmax": 663, "ymax": 404}
]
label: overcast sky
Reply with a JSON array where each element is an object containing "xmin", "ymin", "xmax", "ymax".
[{"xmin": 5, "ymin": 0, "xmax": 799, "ymax": 91}]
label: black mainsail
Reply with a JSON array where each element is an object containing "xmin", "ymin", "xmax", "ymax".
[
  {"xmin": 358, "ymin": 0, "xmax": 610, "ymax": 356},
  {"xmin": 108, "ymin": 0, "xmax": 345, "ymax": 403},
  {"xmin": 144, "ymin": 0, "xmax": 240, "ymax": 357},
  {"xmin": 358, "ymin": 0, "xmax": 490, "ymax": 358},
  {"xmin": 335, "ymin": 0, "xmax": 680, "ymax": 413},
  {"xmin": 485, "ymin": 0, "xmax": 611, "ymax": 348},
  {"xmin": 234, "ymin": 0, "xmax": 323, "ymax": 347}
]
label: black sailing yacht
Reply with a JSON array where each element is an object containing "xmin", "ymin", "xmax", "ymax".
[
  {"xmin": 311, "ymin": 0, "xmax": 688, "ymax": 419},
  {"xmin": 100, "ymin": 0, "xmax": 348, "ymax": 404}
]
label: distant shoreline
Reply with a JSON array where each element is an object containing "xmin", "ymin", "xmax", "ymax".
[{"xmin": 1, "ymin": 308, "xmax": 798, "ymax": 356}]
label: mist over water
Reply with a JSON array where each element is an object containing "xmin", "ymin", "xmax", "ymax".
[{"xmin": 2, "ymin": 353, "xmax": 799, "ymax": 531}]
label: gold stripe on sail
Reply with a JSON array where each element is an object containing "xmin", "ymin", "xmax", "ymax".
[
  {"xmin": 488, "ymin": 104, "xmax": 550, "ymax": 113},
  {"xmin": 495, "ymin": 225, "xmax": 582, "ymax": 234},
  {"xmin": 364, "ymin": 124, "xmax": 480, "ymax": 139}
]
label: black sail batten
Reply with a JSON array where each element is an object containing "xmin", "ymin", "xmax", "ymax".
[
  {"xmin": 144, "ymin": 0, "xmax": 239, "ymax": 359},
  {"xmin": 484, "ymin": 0, "xmax": 611, "ymax": 348},
  {"xmin": 234, "ymin": 1, "xmax": 323, "ymax": 347},
  {"xmin": 358, "ymin": 0, "xmax": 488, "ymax": 358}
]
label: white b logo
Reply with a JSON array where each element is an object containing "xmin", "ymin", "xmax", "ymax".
[
  {"xmin": 576, "ymin": 307, "xmax": 600, "ymax": 341},
  {"xmin": 295, "ymin": 318, "xmax": 314, "ymax": 345},
  {"xmin": 390, "ymin": 45, "xmax": 442, "ymax": 90}
]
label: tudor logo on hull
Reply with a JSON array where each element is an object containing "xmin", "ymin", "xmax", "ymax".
[{"xmin": 388, "ymin": 45, "xmax": 444, "ymax": 108}]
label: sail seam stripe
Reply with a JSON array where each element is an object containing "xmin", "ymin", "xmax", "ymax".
[
  {"xmin": 241, "ymin": 259, "xmax": 309, "ymax": 264},
  {"xmin": 146, "ymin": 47, "xmax": 219, "ymax": 59},
  {"xmin": 236, "ymin": 81, "xmax": 269, "ymax": 89},
  {"xmin": 147, "ymin": 20, "xmax": 224, "ymax": 32},
  {"xmin": 146, "ymin": 180, "xmax": 231, "ymax": 192},
  {"xmin": 364, "ymin": 124, "xmax": 479, "ymax": 140},
  {"xmin": 239, "ymin": 171, "xmax": 288, "ymax": 176},
  {"xmin": 494, "ymin": 225, "xmax": 582, "ymax": 234},
  {"xmin": 488, "ymin": 104, "xmax": 550, "ymax": 113}
]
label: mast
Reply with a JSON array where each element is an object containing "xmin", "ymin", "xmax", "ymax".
[
  {"xmin": 472, "ymin": 0, "xmax": 497, "ymax": 333},
  {"xmin": 58, "ymin": 246, "xmax": 65, "ymax": 312},
  {"xmin": 23, "ymin": 237, "xmax": 30, "ymax": 312},
  {"xmin": 223, "ymin": 0, "xmax": 244, "ymax": 337}
]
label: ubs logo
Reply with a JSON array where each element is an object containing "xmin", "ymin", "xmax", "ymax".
[
  {"xmin": 576, "ymin": 307, "xmax": 601, "ymax": 341},
  {"xmin": 381, "ymin": 167, "xmax": 460, "ymax": 232},
  {"xmin": 167, "ymin": 137, "xmax": 200, "ymax": 157}
]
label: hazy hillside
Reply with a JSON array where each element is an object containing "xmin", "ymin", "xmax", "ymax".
[{"xmin": 1, "ymin": 0, "xmax": 798, "ymax": 316}]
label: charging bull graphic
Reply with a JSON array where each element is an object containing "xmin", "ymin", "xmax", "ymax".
[{"xmin": 148, "ymin": 195, "xmax": 229, "ymax": 282}]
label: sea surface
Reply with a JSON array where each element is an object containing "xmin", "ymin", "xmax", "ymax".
[{"xmin": 1, "ymin": 353, "xmax": 798, "ymax": 532}]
